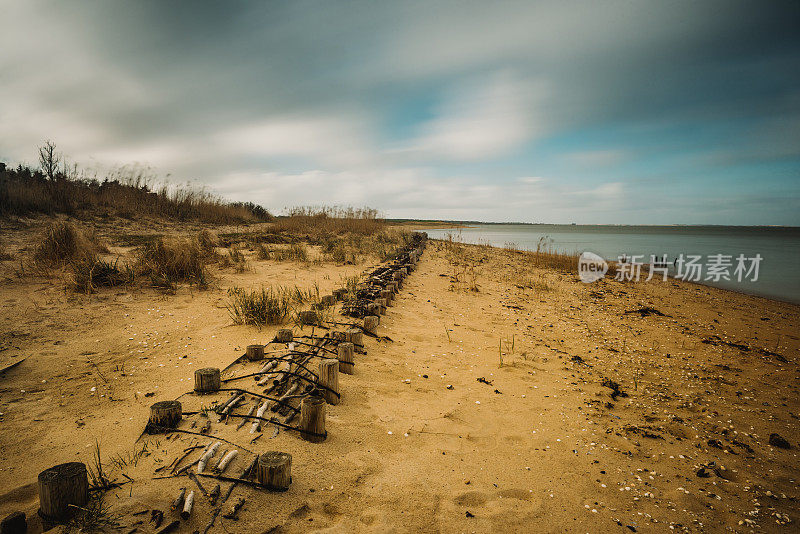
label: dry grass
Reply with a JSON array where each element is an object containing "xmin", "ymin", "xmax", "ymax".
[
  {"xmin": 70, "ymin": 257, "xmax": 133, "ymax": 293},
  {"xmin": 227, "ymin": 283, "xmax": 320, "ymax": 326},
  {"xmin": 220, "ymin": 245, "xmax": 249, "ymax": 272},
  {"xmin": 33, "ymin": 221, "xmax": 107, "ymax": 267},
  {"xmin": 272, "ymin": 206, "xmax": 383, "ymax": 236},
  {"xmin": 321, "ymin": 230, "xmax": 412, "ymax": 264},
  {"xmin": 198, "ymin": 228, "xmax": 219, "ymax": 255},
  {"xmin": 255, "ymin": 243, "xmax": 271, "ymax": 260},
  {"xmin": 227, "ymin": 286, "xmax": 293, "ymax": 326},
  {"xmin": 272, "ymin": 242, "xmax": 309, "ymax": 262},
  {"xmin": 135, "ymin": 237, "xmax": 208, "ymax": 289}
]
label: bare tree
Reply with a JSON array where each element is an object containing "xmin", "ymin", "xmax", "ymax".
[{"xmin": 38, "ymin": 140, "xmax": 61, "ymax": 180}]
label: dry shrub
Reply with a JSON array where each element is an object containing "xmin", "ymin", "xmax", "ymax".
[
  {"xmin": 220, "ymin": 245, "xmax": 249, "ymax": 272},
  {"xmin": 33, "ymin": 221, "xmax": 106, "ymax": 267},
  {"xmin": 255, "ymin": 243, "xmax": 271, "ymax": 260},
  {"xmin": 227, "ymin": 285, "xmax": 307, "ymax": 326},
  {"xmin": 136, "ymin": 237, "xmax": 207, "ymax": 288},
  {"xmin": 70, "ymin": 257, "xmax": 133, "ymax": 293},
  {"xmin": 198, "ymin": 228, "xmax": 219, "ymax": 255},
  {"xmin": 271, "ymin": 206, "xmax": 383, "ymax": 236},
  {"xmin": 272, "ymin": 242, "xmax": 308, "ymax": 262}
]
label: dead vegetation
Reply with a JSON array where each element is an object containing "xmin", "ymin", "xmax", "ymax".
[
  {"xmin": 226, "ymin": 283, "xmax": 322, "ymax": 326},
  {"xmin": 33, "ymin": 220, "xmax": 107, "ymax": 267},
  {"xmin": 135, "ymin": 237, "xmax": 208, "ymax": 289},
  {"xmin": 271, "ymin": 206, "xmax": 383, "ymax": 236},
  {"xmin": 0, "ymin": 142, "xmax": 271, "ymax": 223}
]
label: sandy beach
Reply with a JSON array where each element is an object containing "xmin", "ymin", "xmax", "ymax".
[{"xmin": 0, "ymin": 217, "xmax": 797, "ymax": 533}]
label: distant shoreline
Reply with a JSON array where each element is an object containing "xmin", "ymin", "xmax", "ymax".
[{"xmin": 388, "ymin": 219, "xmax": 800, "ymax": 230}]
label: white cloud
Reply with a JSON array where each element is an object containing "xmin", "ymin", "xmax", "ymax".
[
  {"xmin": 213, "ymin": 114, "xmax": 373, "ymax": 168},
  {"xmin": 407, "ymin": 72, "xmax": 546, "ymax": 161}
]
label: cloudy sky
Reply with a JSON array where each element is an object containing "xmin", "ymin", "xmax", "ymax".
[{"xmin": 1, "ymin": 1, "xmax": 799, "ymax": 224}]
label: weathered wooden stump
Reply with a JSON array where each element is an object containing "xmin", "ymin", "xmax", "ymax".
[
  {"xmin": 246, "ymin": 344, "xmax": 265, "ymax": 361},
  {"xmin": 387, "ymin": 281, "xmax": 398, "ymax": 293},
  {"xmin": 346, "ymin": 328, "xmax": 363, "ymax": 346},
  {"xmin": 337, "ymin": 342, "xmax": 354, "ymax": 374},
  {"xmin": 365, "ymin": 302, "xmax": 379, "ymax": 316},
  {"xmin": 392, "ymin": 272, "xmax": 403, "ymax": 289},
  {"xmin": 194, "ymin": 367, "xmax": 221, "ymax": 393},
  {"xmin": 276, "ymin": 328, "xmax": 293, "ymax": 343},
  {"xmin": 38, "ymin": 463, "xmax": 88, "ymax": 521},
  {"xmin": 318, "ymin": 359, "xmax": 340, "ymax": 405},
  {"xmin": 380, "ymin": 289, "xmax": 392, "ymax": 304},
  {"xmin": 298, "ymin": 310, "xmax": 318, "ymax": 326},
  {"xmin": 1, "ymin": 512, "xmax": 26, "ymax": 534},
  {"xmin": 332, "ymin": 288, "xmax": 347, "ymax": 301},
  {"xmin": 148, "ymin": 400, "xmax": 182, "ymax": 433},
  {"xmin": 256, "ymin": 452, "xmax": 292, "ymax": 491},
  {"xmin": 300, "ymin": 394, "xmax": 326, "ymax": 443},
  {"xmin": 320, "ymin": 294, "xmax": 336, "ymax": 307},
  {"xmin": 375, "ymin": 298, "xmax": 387, "ymax": 315},
  {"xmin": 363, "ymin": 315, "xmax": 379, "ymax": 335}
]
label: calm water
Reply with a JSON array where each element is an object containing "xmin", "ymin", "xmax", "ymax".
[{"xmin": 421, "ymin": 224, "xmax": 800, "ymax": 304}]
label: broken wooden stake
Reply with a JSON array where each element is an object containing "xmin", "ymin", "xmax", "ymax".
[
  {"xmin": 147, "ymin": 400, "xmax": 182, "ymax": 434},
  {"xmin": 337, "ymin": 342, "xmax": 354, "ymax": 374},
  {"xmin": 170, "ymin": 487, "xmax": 186, "ymax": 511},
  {"xmin": 222, "ymin": 498, "xmax": 245, "ymax": 520},
  {"xmin": 318, "ymin": 359, "xmax": 340, "ymax": 405},
  {"xmin": 37, "ymin": 462, "xmax": 88, "ymax": 521},
  {"xmin": 363, "ymin": 315, "xmax": 379, "ymax": 335},
  {"xmin": 215, "ymin": 450, "xmax": 238, "ymax": 474},
  {"xmin": 251, "ymin": 401, "xmax": 270, "ymax": 434},
  {"xmin": 346, "ymin": 328, "xmax": 363, "ymax": 346},
  {"xmin": 197, "ymin": 442, "xmax": 220, "ymax": 474},
  {"xmin": 298, "ymin": 310, "xmax": 318, "ymax": 325},
  {"xmin": 300, "ymin": 395, "xmax": 326, "ymax": 443},
  {"xmin": 181, "ymin": 490, "xmax": 194, "ymax": 519},
  {"xmin": 246, "ymin": 344, "xmax": 265, "ymax": 361},
  {"xmin": 256, "ymin": 451, "xmax": 292, "ymax": 491},
  {"xmin": 194, "ymin": 368, "xmax": 221, "ymax": 393}
]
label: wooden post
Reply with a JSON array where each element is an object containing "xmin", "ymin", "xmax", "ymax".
[
  {"xmin": 246, "ymin": 344, "xmax": 265, "ymax": 361},
  {"xmin": 256, "ymin": 451, "xmax": 292, "ymax": 491},
  {"xmin": 374, "ymin": 298, "xmax": 387, "ymax": 314},
  {"xmin": 194, "ymin": 368, "xmax": 221, "ymax": 393},
  {"xmin": 363, "ymin": 315, "xmax": 379, "ymax": 335},
  {"xmin": 380, "ymin": 289, "xmax": 392, "ymax": 304},
  {"xmin": 318, "ymin": 359, "xmax": 340, "ymax": 405},
  {"xmin": 320, "ymin": 295, "xmax": 335, "ymax": 307},
  {"xmin": 332, "ymin": 288, "xmax": 347, "ymax": 301},
  {"xmin": 298, "ymin": 310, "xmax": 318, "ymax": 326},
  {"xmin": 276, "ymin": 328, "xmax": 293, "ymax": 343},
  {"xmin": 337, "ymin": 342, "xmax": 354, "ymax": 374},
  {"xmin": 365, "ymin": 302, "xmax": 379, "ymax": 316},
  {"xmin": 148, "ymin": 400, "xmax": 182, "ymax": 433},
  {"xmin": 387, "ymin": 281, "xmax": 397, "ymax": 293},
  {"xmin": 300, "ymin": 395, "xmax": 326, "ymax": 443},
  {"xmin": 38, "ymin": 462, "xmax": 88, "ymax": 520},
  {"xmin": 346, "ymin": 328, "xmax": 363, "ymax": 346}
]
